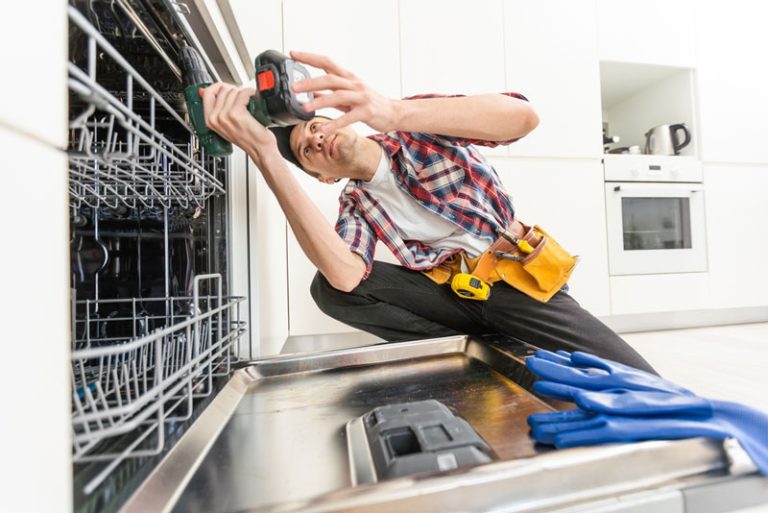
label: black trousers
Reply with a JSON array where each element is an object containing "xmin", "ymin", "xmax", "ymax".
[{"xmin": 311, "ymin": 261, "xmax": 657, "ymax": 374}]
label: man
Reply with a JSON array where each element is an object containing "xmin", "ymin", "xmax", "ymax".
[{"xmin": 201, "ymin": 51, "xmax": 655, "ymax": 373}]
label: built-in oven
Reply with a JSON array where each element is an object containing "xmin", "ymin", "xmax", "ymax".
[{"xmin": 603, "ymin": 155, "xmax": 708, "ymax": 276}]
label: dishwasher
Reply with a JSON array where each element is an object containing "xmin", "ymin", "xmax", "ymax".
[
  {"xmin": 66, "ymin": 1, "xmax": 247, "ymax": 510},
  {"xmin": 65, "ymin": 2, "xmax": 768, "ymax": 512}
]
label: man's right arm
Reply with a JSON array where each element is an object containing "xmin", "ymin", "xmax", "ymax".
[
  {"xmin": 200, "ymin": 83, "xmax": 366, "ymax": 292},
  {"xmin": 251, "ymin": 147, "xmax": 367, "ymax": 292}
]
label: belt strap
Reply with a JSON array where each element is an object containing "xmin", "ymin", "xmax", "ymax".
[{"xmin": 421, "ymin": 220, "xmax": 540, "ymax": 286}]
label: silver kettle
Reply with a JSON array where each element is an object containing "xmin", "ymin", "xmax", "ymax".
[{"xmin": 644, "ymin": 123, "xmax": 691, "ymax": 155}]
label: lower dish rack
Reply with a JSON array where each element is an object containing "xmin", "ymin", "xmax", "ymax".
[{"xmin": 71, "ymin": 274, "xmax": 246, "ymax": 494}]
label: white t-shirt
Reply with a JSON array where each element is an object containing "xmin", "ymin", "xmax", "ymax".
[{"xmin": 361, "ymin": 151, "xmax": 490, "ymax": 257}]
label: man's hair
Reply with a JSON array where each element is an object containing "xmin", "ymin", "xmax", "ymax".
[
  {"xmin": 269, "ymin": 115, "xmax": 332, "ymax": 173},
  {"xmin": 270, "ymin": 125, "xmax": 302, "ymax": 170}
]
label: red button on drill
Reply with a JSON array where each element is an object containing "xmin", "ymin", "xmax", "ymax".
[{"xmin": 257, "ymin": 70, "xmax": 275, "ymax": 91}]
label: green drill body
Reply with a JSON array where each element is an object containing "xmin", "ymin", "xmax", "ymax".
[{"xmin": 181, "ymin": 46, "xmax": 311, "ymax": 157}]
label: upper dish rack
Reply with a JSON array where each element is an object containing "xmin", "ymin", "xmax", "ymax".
[{"xmin": 68, "ymin": 6, "xmax": 225, "ymax": 211}]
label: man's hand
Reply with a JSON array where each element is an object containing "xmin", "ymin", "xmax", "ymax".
[
  {"xmin": 200, "ymin": 83, "xmax": 276, "ymax": 153},
  {"xmin": 290, "ymin": 51, "xmax": 399, "ymax": 136}
]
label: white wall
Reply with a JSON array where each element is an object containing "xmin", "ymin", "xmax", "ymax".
[
  {"xmin": 0, "ymin": 2, "xmax": 71, "ymax": 511},
  {"xmin": 235, "ymin": 0, "xmax": 768, "ymax": 345},
  {"xmin": 245, "ymin": 0, "xmax": 608, "ymax": 341}
]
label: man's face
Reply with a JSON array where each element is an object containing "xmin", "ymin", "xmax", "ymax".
[{"xmin": 289, "ymin": 117, "xmax": 358, "ymax": 183}]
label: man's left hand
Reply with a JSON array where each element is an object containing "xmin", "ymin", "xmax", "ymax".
[{"xmin": 289, "ymin": 51, "xmax": 399, "ymax": 136}]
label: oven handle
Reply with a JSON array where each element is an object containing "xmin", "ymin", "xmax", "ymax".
[{"xmin": 612, "ymin": 184, "xmax": 704, "ymax": 194}]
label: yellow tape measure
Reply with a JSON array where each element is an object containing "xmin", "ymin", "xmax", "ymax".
[{"xmin": 451, "ymin": 273, "xmax": 491, "ymax": 301}]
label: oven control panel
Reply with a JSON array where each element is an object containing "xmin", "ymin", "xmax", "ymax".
[{"xmin": 603, "ymin": 155, "xmax": 703, "ymax": 183}]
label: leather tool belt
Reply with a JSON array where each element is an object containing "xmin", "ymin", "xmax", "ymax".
[{"xmin": 423, "ymin": 220, "xmax": 578, "ymax": 303}]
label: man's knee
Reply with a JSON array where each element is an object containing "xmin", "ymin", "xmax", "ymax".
[
  {"xmin": 310, "ymin": 270, "xmax": 363, "ymax": 314},
  {"xmin": 310, "ymin": 271, "xmax": 336, "ymax": 314}
]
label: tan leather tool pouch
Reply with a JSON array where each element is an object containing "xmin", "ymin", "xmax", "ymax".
[
  {"xmin": 422, "ymin": 224, "xmax": 577, "ymax": 303},
  {"xmin": 492, "ymin": 225, "xmax": 578, "ymax": 302}
]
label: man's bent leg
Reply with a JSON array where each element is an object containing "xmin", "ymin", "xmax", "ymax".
[
  {"xmin": 310, "ymin": 261, "xmax": 485, "ymax": 342},
  {"xmin": 483, "ymin": 285, "xmax": 657, "ymax": 374}
]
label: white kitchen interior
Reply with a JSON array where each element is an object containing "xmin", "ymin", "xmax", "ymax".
[{"xmin": 1, "ymin": 1, "xmax": 767, "ymax": 512}]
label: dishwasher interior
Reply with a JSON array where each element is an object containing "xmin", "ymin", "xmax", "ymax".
[{"xmin": 67, "ymin": 1, "xmax": 246, "ymax": 511}]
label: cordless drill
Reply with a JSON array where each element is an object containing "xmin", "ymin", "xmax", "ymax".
[{"xmin": 181, "ymin": 46, "xmax": 315, "ymax": 156}]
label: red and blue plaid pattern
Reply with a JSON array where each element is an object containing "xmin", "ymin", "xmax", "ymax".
[{"xmin": 335, "ymin": 92, "xmax": 528, "ymax": 279}]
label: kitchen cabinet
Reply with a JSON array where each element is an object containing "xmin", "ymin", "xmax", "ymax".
[
  {"xmin": 283, "ymin": 0, "xmax": 401, "ymax": 108},
  {"xmin": 705, "ymin": 164, "xmax": 768, "ymax": 309},
  {"xmin": 0, "ymin": 3, "xmax": 70, "ymax": 511},
  {"xmin": 281, "ymin": 0, "xmax": 401, "ymax": 337},
  {"xmin": 399, "ymin": 0, "xmax": 507, "ymax": 157},
  {"xmin": 229, "ymin": 0, "xmax": 282, "ymax": 62},
  {"xmin": 399, "ymin": 0, "xmax": 506, "ymax": 97},
  {"xmin": 503, "ymin": 0, "xmax": 603, "ymax": 158},
  {"xmin": 0, "ymin": 2, "xmax": 67, "ymax": 148},
  {"xmin": 610, "ymin": 273, "xmax": 710, "ymax": 315},
  {"xmin": 251, "ymin": 167, "xmax": 291, "ymax": 354},
  {"xmin": 285, "ymin": 174, "xmax": 355, "ymax": 336},
  {"xmin": 490, "ymin": 157, "xmax": 611, "ymax": 316},
  {"xmin": 0, "ymin": 126, "xmax": 71, "ymax": 511},
  {"xmin": 695, "ymin": 1, "xmax": 768, "ymax": 164},
  {"xmin": 596, "ymin": 0, "xmax": 696, "ymax": 67}
]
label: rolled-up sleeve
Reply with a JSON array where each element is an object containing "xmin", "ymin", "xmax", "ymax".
[{"xmin": 335, "ymin": 195, "xmax": 378, "ymax": 280}]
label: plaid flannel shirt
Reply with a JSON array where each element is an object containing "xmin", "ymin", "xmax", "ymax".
[{"xmin": 335, "ymin": 92, "xmax": 528, "ymax": 279}]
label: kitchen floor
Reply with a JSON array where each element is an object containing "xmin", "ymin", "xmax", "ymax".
[{"xmin": 623, "ymin": 322, "xmax": 768, "ymax": 412}]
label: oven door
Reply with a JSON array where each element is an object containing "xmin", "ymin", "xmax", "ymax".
[{"xmin": 605, "ymin": 183, "xmax": 708, "ymax": 275}]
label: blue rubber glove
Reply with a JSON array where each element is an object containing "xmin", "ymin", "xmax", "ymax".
[
  {"xmin": 527, "ymin": 365, "xmax": 768, "ymax": 475},
  {"xmin": 527, "ymin": 398, "xmax": 768, "ymax": 475},
  {"xmin": 527, "ymin": 349, "xmax": 694, "ymax": 395},
  {"xmin": 533, "ymin": 381, "xmax": 712, "ymax": 416}
]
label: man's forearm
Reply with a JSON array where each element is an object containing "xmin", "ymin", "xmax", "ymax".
[
  {"xmin": 391, "ymin": 93, "xmax": 538, "ymax": 141},
  {"xmin": 250, "ymin": 147, "xmax": 366, "ymax": 292}
]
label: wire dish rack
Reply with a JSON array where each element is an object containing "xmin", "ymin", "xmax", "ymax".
[
  {"xmin": 68, "ymin": 6, "xmax": 225, "ymax": 210},
  {"xmin": 71, "ymin": 274, "xmax": 245, "ymax": 494},
  {"xmin": 67, "ymin": 4, "xmax": 247, "ymax": 502}
]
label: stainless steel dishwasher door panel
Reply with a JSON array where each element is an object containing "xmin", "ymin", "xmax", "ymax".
[{"xmin": 171, "ymin": 347, "xmax": 550, "ymax": 513}]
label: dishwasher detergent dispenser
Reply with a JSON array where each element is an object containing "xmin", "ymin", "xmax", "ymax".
[{"xmin": 346, "ymin": 399, "xmax": 496, "ymax": 485}]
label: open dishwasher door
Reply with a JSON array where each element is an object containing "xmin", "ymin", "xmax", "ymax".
[{"xmin": 119, "ymin": 335, "xmax": 768, "ymax": 513}]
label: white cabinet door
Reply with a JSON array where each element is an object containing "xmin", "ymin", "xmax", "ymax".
[
  {"xmin": 503, "ymin": 0, "xmax": 603, "ymax": 158},
  {"xmin": 705, "ymin": 164, "xmax": 768, "ymax": 308},
  {"xmin": 285, "ymin": 173, "xmax": 358, "ymax": 336},
  {"xmin": 596, "ymin": 0, "xmax": 696, "ymax": 67},
  {"xmin": 229, "ymin": 0, "xmax": 283, "ymax": 60},
  {"xmin": 695, "ymin": 2, "xmax": 768, "ymax": 164},
  {"xmin": 399, "ymin": 0, "xmax": 508, "ymax": 158},
  {"xmin": 610, "ymin": 274, "xmax": 710, "ymax": 315},
  {"xmin": 282, "ymin": 0, "xmax": 401, "ymax": 337},
  {"xmin": 0, "ymin": 127, "xmax": 71, "ymax": 512},
  {"xmin": 0, "ymin": 1, "xmax": 67, "ymax": 148},
  {"xmin": 399, "ymin": 0, "xmax": 506, "ymax": 97},
  {"xmin": 283, "ymin": 0, "xmax": 401, "ymax": 109},
  {"xmin": 490, "ymin": 157, "xmax": 611, "ymax": 316}
]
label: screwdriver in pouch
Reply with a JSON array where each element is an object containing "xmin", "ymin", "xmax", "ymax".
[{"xmin": 497, "ymin": 227, "xmax": 535, "ymax": 254}]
